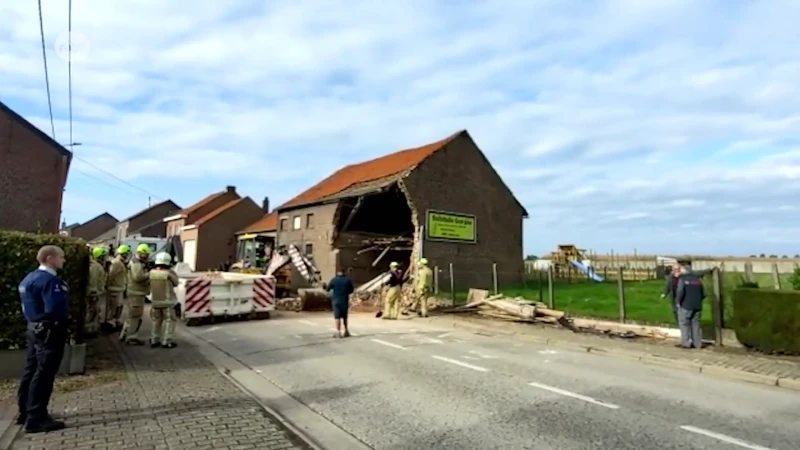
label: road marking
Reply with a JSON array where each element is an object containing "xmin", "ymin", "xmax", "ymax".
[
  {"xmin": 680, "ymin": 426, "xmax": 774, "ymax": 450},
  {"xmin": 437, "ymin": 332, "xmax": 452, "ymax": 338},
  {"xmin": 462, "ymin": 356, "xmax": 481, "ymax": 360},
  {"xmin": 538, "ymin": 350, "xmax": 558, "ymax": 355},
  {"xmin": 371, "ymin": 339, "xmax": 408, "ymax": 350},
  {"xmin": 528, "ymin": 382, "xmax": 619, "ymax": 409},
  {"xmin": 299, "ymin": 320, "xmax": 319, "ymax": 326},
  {"xmin": 422, "ymin": 337, "xmax": 443, "ymax": 344},
  {"xmin": 206, "ymin": 326, "xmax": 221, "ymax": 332},
  {"xmin": 292, "ymin": 334, "xmax": 302, "ymax": 339},
  {"xmin": 432, "ymin": 355, "xmax": 490, "ymax": 372}
]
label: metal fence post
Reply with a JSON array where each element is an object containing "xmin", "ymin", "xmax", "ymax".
[{"xmin": 617, "ymin": 266, "xmax": 626, "ymax": 323}]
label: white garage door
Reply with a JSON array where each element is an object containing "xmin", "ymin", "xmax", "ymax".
[{"xmin": 183, "ymin": 240, "xmax": 197, "ymax": 271}]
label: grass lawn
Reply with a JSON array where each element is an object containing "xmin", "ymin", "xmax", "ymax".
[{"xmin": 444, "ymin": 271, "xmax": 796, "ymax": 328}]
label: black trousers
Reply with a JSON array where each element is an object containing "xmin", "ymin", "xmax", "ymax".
[{"xmin": 17, "ymin": 323, "xmax": 66, "ymax": 423}]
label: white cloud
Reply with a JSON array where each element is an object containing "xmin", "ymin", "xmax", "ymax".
[{"xmin": 2, "ymin": 0, "xmax": 800, "ymax": 256}]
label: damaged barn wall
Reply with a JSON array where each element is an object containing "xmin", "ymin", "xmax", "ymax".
[
  {"xmin": 403, "ymin": 133, "xmax": 525, "ymax": 291},
  {"xmin": 335, "ymin": 231, "xmax": 413, "ymax": 285},
  {"xmin": 277, "ymin": 202, "xmax": 338, "ymax": 281}
]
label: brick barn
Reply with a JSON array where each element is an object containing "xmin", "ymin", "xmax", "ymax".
[
  {"xmin": 0, "ymin": 101, "xmax": 72, "ymax": 233},
  {"xmin": 274, "ymin": 130, "xmax": 528, "ymax": 290}
]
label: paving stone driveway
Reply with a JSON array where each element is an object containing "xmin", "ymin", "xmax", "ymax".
[{"xmin": 10, "ymin": 324, "xmax": 310, "ymax": 450}]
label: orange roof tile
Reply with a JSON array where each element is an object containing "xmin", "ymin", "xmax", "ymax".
[
  {"xmin": 180, "ymin": 190, "xmax": 228, "ymax": 216},
  {"xmin": 194, "ymin": 198, "xmax": 246, "ymax": 226},
  {"xmin": 280, "ymin": 130, "xmax": 464, "ymax": 209},
  {"xmin": 239, "ymin": 211, "xmax": 278, "ymax": 234}
]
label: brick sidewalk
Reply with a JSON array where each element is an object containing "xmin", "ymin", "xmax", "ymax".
[
  {"xmin": 429, "ymin": 314, "xmax": 800, "ymax": 388},
  {"xmin": 9, "ymin": 325, "xmax": 310, "ymax": 450}
]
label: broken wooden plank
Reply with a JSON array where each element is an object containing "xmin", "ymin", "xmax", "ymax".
[{"xmin": 371, "ymin": 246, "xmax": 392, "ymax": 267}]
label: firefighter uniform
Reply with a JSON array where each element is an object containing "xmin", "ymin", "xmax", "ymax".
[
  {"xmin": 85, "ymin": 247, "xmax": 108, "ymax": 334},
  {"xmin": 383, "ymin": 262, "xmax": 403, "ymax": 320},
  {"xmin": 149, "ymin": 252, "xmax": 179, "ymax": 348},
  {"xmin": 107, "ymin": 245, "xmax": 130, "ymax": 330},
  {"xmin": 414, "ymin": 258, "xmax": 433, "ymax": 317},
  {"xmin": 121, "ymin": 244, "xmax": 151, "ymax": 345}
]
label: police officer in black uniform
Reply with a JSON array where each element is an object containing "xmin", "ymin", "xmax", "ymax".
[{"xmin": 16, "ymin": 245, "xmax": 69, "ymax": 433}]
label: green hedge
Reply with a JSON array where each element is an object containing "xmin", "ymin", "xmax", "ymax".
[
  {"xmin": 732, "ymin": 287, "xmax": 800, "ymax": 354},
  {"xmin": 0, "ymin": 231, "xmax": 90, "ymax": 350}
]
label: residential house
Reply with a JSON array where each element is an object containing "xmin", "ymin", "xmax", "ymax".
[
  {"xmin": 274, "ymin": 130, "xmax": 528, "ymax": 288},
  {"xmin": 166, "ymin": 186, "xmax": 265, "ymax": 271},
  {"xmin": 59, "ymin": 212, "xmax": 118, "ymax": 241},
  {"xmin": 0, "ymin": 101, "xmax": 72, "ymax": 233},
  {"xmin": 89, "ymin": 200, "xmax": 180, "ymax": 247}
]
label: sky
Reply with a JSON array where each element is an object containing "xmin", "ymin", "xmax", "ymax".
[{"xmin": 2, "ymin": 0, "xmax": 800, "ymax": 257}]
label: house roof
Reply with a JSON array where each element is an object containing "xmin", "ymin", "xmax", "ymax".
[
  {"xmin": 82, "ymin": 212, "xmax": 118, "ymax": 226},
  {"xmin": 0, "ymin": 100, "xmax": 73, "ymax": 162},
  {"xmin": 179, "ymin": 188, "xmax": 232, "ymax": 217},
  {"xmin": 122, "ymin": 199, "xmax": 180, "ymax": 223},
  {"xmin": 239, "ymin": 211, "xmax": 278, "ymax": 234},
  {"xmin": 279, "ymin": 131, "xmax": 463, "ymax": 210},
  {"xmin": 194, "ymin": 197, "xmax": 247, "ymax": 226},
  {"xmin": 88, "ymin": 226, "xmax": 118, "ymax": 244}
]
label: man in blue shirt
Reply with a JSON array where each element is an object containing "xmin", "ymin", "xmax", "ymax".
[
  {"xmin": 16, "ymin": 245, "xmax": 69, "ymax": 433},
  {"xmin": 327, "ymin": 269, "xmax": 354, "ymax": 338}
]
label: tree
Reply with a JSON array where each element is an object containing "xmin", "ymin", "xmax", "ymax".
[{"xmin": 524, "ymin": 254, "xmax": 539, "ymax": 261}]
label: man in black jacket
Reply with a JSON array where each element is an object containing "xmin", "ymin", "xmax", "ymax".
[{"xmin": 675, "ymin": 265, "xmax": 707, "ymax": 349}]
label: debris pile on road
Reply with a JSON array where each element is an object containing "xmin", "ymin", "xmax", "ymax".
[
  {"xmin": 448, "ymin": 289, "xmax": 575, "ymax": 330},
  {"xmin": 445, "ymin": 289, "xmax": 676, "ymax": 340}
]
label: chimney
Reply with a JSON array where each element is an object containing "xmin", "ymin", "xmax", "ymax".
[
  {"xmin": 262, "ymin": 196, "xmax": 270, "ymax": 213},
  {"xmin": 225, "ymin": 185, "xmax": 236, "ymax": 193}
]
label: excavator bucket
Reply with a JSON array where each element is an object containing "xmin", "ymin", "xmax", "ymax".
[{"xmin": 299, "ymin": 288, "xmax": 330, "ymax": 311}]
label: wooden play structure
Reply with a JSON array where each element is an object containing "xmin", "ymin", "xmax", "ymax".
[{"xmin": 546, "ymin": 244, "xmax": 605, "ymax": 282}]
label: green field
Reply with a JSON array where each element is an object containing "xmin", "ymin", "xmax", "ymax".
[{"xmin": 447, "ymin": 271, "xmax": 796, "ymax": 328}]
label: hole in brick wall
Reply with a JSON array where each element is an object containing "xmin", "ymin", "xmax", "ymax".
[{"xmin": 334, "ymin": 183, "xmax": 414, "ymax": 285}]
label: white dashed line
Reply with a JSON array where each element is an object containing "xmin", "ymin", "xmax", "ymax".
[
  {"xmin": 299, "ymin": 320, "xmax": 319, "ymax": 326},
  {"xmin": 422, "ymin": 337, "xmax": 443, "ymax": 344},
  {"xmin": 680, "ymin": 426, "xmax": 774, "ymax": 450},
  {"xmin": 292, "ymin": 334, "xmax": 303, "ymax": 339},
  {"xmin": 437, "ymin": 332, "xmax": 452, "ymax": 338},
  {"xmin": 432, "ymin": 355, "xmax": 490, "ymax": 372},
  {"xmin": 370, "ymin": 339, "xmax": 408, "ymax": 350},
  {"xmin": 528, "ymin": 382, "xmax": 619, "ymax": 409}
]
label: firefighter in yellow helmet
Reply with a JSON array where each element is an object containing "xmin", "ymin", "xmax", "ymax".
[
  {"xmin": 107, "ymin": 244, "xmax": 130, "ymax": 332},
  {"xmin": 120, "ymin": 244, "xmax": 151, "ymax": 345},
  {"xmin": 85, "ymin": 247, "xmax": 108, "ymax": 335},
  {"xmin": 382, "ymin": 262, "xmax": 404, "ymax": 320},
  {"xmin": 149, "ymin": 252, "xmax": 179, "ymax": 348},
  {"xmin": 413, "ymin": 258, "xmax": 433, "ymax": 318}
]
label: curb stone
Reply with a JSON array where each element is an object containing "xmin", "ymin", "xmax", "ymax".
[
  {"xmin": 432, "ymin": 315, "xmax": 800, "ymax": 392},
  {"xmin": 777, "ymin": 377, "xmax": 800, "ymax": 390},
  {"xmin": 700, "ymin": 365, "xmax": 779, "ymax": 387}
]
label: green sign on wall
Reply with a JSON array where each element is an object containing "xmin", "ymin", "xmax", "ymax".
[{"xmin": 426, "ymin": 210, "xmax": 477, "ymax": 243}]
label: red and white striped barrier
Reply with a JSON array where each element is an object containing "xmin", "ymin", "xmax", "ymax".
[
  {"xmin": 184, "ymin": 278, "xmax": 211, "ymax": 316},
  {"xmin": 252, "ymin": 277, "xmax": 276, "ymax": 310}
]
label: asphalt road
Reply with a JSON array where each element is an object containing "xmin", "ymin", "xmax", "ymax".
[{"xmin": 187, "ymin": 312, "xmax": 800, "ymax": 450}]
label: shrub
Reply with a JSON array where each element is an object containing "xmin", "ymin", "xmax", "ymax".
[
  {"xmin": 732, "ymin": 288, "xmax": 800, "ymax": 354},
  {"xmin": 0, "ymin": 231, "xmax": 90, "ymax": 350},
  {"xmin": 789, "ymin": 265, "xmax": 800, "ymax": 290}
]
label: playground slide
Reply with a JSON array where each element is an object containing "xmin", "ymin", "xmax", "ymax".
[{"xmin": 570, "ymin": 259, "xmax": 605, "ymax": 282}]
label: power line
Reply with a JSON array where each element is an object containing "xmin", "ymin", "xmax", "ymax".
[
  {"xmin": 71, "ymin": 154, "xmax": 164, "ymax": 200},
  {"xmin": 70, "ymin": 166, "xmax": 145, "ymax": 196},
  {"xmin": 68, "ymin": 0, "xmax": 73, "ymax": 148},
  {"xmin": 37, "ymin": 0, "xmax": 56, "ymax": 140}
]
